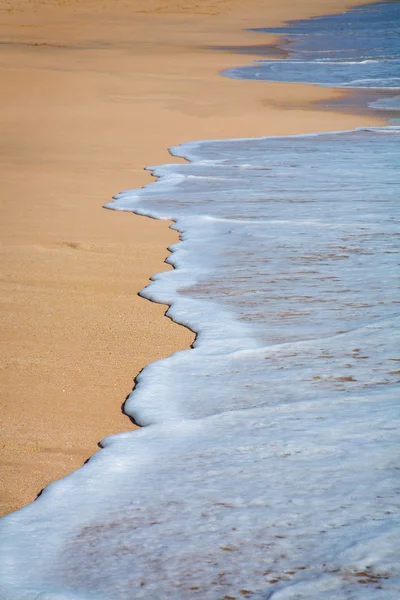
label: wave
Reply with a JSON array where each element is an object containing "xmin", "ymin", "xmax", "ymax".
[{"xmin": 1, "ymin": 127, "xmax": 399, "ymax": 598}]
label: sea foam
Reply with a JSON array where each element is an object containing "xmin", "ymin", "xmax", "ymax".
[{"xmin": 0, "ymin": 127, "xmax": 399, "ymax": 599}]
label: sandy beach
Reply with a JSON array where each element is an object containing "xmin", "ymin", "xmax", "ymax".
[{"xmin": 0, "ymin": 0, "xmax": 385, "ymax": 517}]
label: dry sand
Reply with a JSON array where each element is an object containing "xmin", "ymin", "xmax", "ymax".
[{"xmin": 0, "ymin": 0, "xmax": 385, "ymax": 516}]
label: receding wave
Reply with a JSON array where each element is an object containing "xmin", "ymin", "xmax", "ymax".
[{"xmin": 0, "ymin": 127, "xmax": 399, "ymax": 599}]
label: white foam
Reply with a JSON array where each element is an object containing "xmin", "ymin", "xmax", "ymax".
[{"xmin": 0, "ymin": 128, "xmax": 399, "ymax": 599}]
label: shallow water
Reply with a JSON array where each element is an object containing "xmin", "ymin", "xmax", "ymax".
[
  {"xmin": 0, "ymin": 127, "xmax": 398, "ymax": 600},
  {"xmin": 224, "ymin": 2, "xmax": 400, "ymax": 115}
]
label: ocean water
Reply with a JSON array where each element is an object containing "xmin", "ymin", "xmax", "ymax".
[
  {"xmin": 0, "ymin": 4, "xmax": 399, "ymax": 600},
  {"xmin": 224, "ymin": 1, "xmax": 400, "ymax": 116},
  {"xmin": 0, "ymin": 127, "xmax": 398, "ymax": 599}
]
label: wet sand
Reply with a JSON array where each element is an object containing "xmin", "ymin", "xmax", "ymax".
[{"xmin": 0, "ymin": 0, "xmax": 384, "ymax": 516}]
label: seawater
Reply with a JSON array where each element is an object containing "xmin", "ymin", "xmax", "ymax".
[
  {"xmin": 0, "ymin": 126, "xmax": 398, "ymax": 599},
  {"xmin": 0, "ymin": 4, "xmax": 399, "ymax": 600},
  {"xmin": 224, "ymin": 1, "xmax": 400, "ymax": 117}
]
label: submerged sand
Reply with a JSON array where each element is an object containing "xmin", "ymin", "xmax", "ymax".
[{"xmin": 0, "ymin": 0, "xmax": 384, "ymax": 516}]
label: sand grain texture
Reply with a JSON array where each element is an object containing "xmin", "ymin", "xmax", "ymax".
[{"xmin": 0, "ymin": 0, "xmax": 384, "ymax": 516}]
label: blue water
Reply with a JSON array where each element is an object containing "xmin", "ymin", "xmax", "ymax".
[
  {"xmin": 1, "ymin": 125, "xmax": 398, "ymax": 600},
  {"xmin": 224, "ymin": 2, "xmax": 400, "ymax": 114},
  {"xmin": 0, "ymin": 4, "xmax": 399, "ymax": 600}
]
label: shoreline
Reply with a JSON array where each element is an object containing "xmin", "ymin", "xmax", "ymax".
[{"xmin": 0, "ymin": 0, "xmax": 385, "ymax": 517}]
